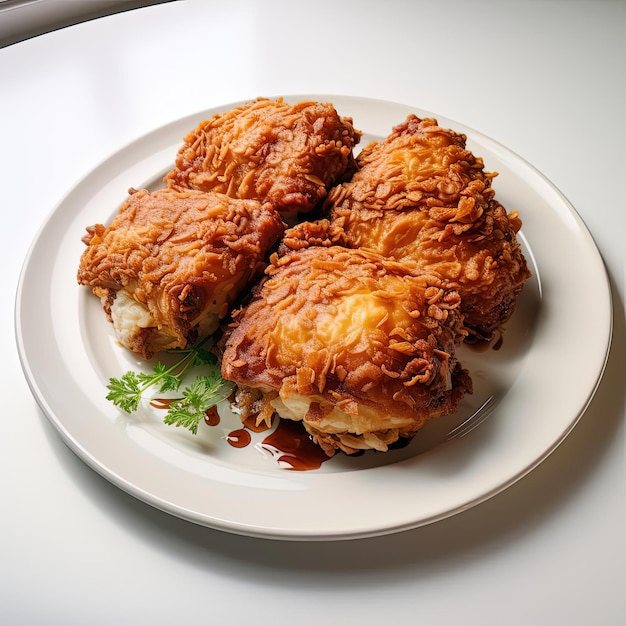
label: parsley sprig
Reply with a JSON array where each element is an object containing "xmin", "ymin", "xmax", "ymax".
[
  {"xmin": 106, "ymin": 335, "xmax": 234, "ymax": 434},
  {"xmin": 162, "ymin": 371, "xmax": 231, "ymax": 434}
]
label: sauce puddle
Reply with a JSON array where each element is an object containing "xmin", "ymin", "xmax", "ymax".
[
  {"xmin": 203, "ymin": 405, "xmax": 220, "ymax": 426},
  {"xmin": 257, "ymin": 419, "xmax": 330, "ymax": 471},
  {"xmin": 226, "ymin": 428, "xmax": 251, "ymax": 448},
  {"xmin": 149, "ymin": 401, "xmax": 330, "ymax": 470}
]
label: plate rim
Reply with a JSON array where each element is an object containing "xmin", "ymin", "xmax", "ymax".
[{"xmin": 14, "ymin": 94, "xmax": 613, "ymax": 540}]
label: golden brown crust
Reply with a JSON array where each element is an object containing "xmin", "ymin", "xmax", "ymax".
[
  {"xmin": 277, "ymin": 218, "xmax": 348, "ymax": 254},
  {"xmin": 325, "ymin": 115, "xmax": 531, "ymax": 341},
  {"xmin": 77, "ymin": 187, "xmax": 285, "ymax": 358},
  {"xmin": 221, "ymin": 246, "xmax": 471, "ymax": 455},
  {"xmin": 165, "ymin": 97, "xmax": 361, "ymax": 221},
  {"xmin": 77, "ymin": 101, "xmax": 531, "ymax": 460}
]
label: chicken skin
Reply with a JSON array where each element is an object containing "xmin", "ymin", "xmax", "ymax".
[
  {"xmin": 325, "ymin": 115, "xmax": 530, "ymax": 342},
  {"xmin": 220, "ymin": 246, "xmax": 471, "ymax": 456},
  {"xmin": 165, "ymin": 97, "xmax": 361, "ymax": 222},
  {"xmin": 77, "ymin": 187, "xmax": 285, "ymax": 359}
]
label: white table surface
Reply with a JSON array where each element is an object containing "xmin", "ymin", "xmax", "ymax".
[{"xmin": 2, "ymin": 1, "xmax": 624, "ymax": 624}]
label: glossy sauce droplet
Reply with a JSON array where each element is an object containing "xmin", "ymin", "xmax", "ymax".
[
  {"xmin": 260, "ymin": 419, "xmax": 330, "ymax": 471},
  {"xmin": 149, "ymin": 398, "xmax": 178, "ymax": 409},
  {"xmin": 204, "ymin": 406, "xmax": 220, "ymax": 426},
  {"xmin": 227, "ymin": 428, "xmax": 252, "ymax": 448}
]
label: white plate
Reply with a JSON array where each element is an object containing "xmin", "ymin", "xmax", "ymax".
[{"xmin": 15, "ymin": 95, "xmax": 612, "ymax": 540}]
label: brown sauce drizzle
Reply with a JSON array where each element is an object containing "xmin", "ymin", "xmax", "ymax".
[
  {"xmin": 203, "ymin": 406, "xmax": 221, "ymax": 426},
  {"xmin": 226, "ymin": 428, "xmax": 251, "ymax": 448},
  {"xmin": 259, "ymin": 419, "xmax": 330, "ymax": 471},
  {"xmin": 152, "ymin": 401, "xmax": 328, "ymax": 470},
  {"xmin": 149, "ymin": 398, "xmax": 178, "ymax": 409}
]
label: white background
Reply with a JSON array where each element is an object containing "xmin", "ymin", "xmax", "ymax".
[
  {"xmin": 0, "ymin": 0, "xmax": 172, "ymax": 47},
  {"xmin": 1, "ymin": 1, "xmax": 624, "ymax": 624}
]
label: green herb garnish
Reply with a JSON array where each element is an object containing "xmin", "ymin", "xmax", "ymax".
[
  {"xmin": 106, "ymin": 335, "xmax": 234, "ymax": 434},
  {"xmin": 162, "ymin": 371, "xmax": 232, "ymax": 434}
]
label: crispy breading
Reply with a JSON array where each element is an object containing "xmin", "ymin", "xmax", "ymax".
[
  {"xmin": 165, "ymin": 97, "xmax": 361, "ymax": 222},
  {"xmin": 325, "ymin": 115, "xmax": 531, "ymax": 341},
  {"xmin": 220, "ymin": 246, "xmax": 471, "ymax": 456},
  {"xmin": 77, "ymin": 187, "xmax": 285, "ymax": 359}
]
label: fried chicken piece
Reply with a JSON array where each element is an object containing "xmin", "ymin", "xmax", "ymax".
[
  {"xmin": 165, "ymin": 97, "xmax": 361, "ymax": 222},
  {"xmin": 220, "ymin": 246, "xmax": 471, "ymax": 456},
  {"xmin": 325, "ymin": 115, "xmax": 531, "ymax": 342},
  {"xmin": 77, "ymin": 187, "xmax": 285, "ymax": 359},
  {"xmin": 277, "ymin": 218, "xmax": 347, "ymax": 254}
]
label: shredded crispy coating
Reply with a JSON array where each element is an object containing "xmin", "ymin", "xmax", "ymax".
[
  {"xmin": 324, "ymin": 115, "xmax": 531, "ymax": 341},
  {"xmin": 165, "ymin": 97, "xmax": 361, "ymax": 221},
  {"xmin": 77, "ymin": 187, "xmax": 285, "ymax": 359},
  {"xmin": 221, "ymin": 246, "xmax": 471, "ymax": 456}
]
